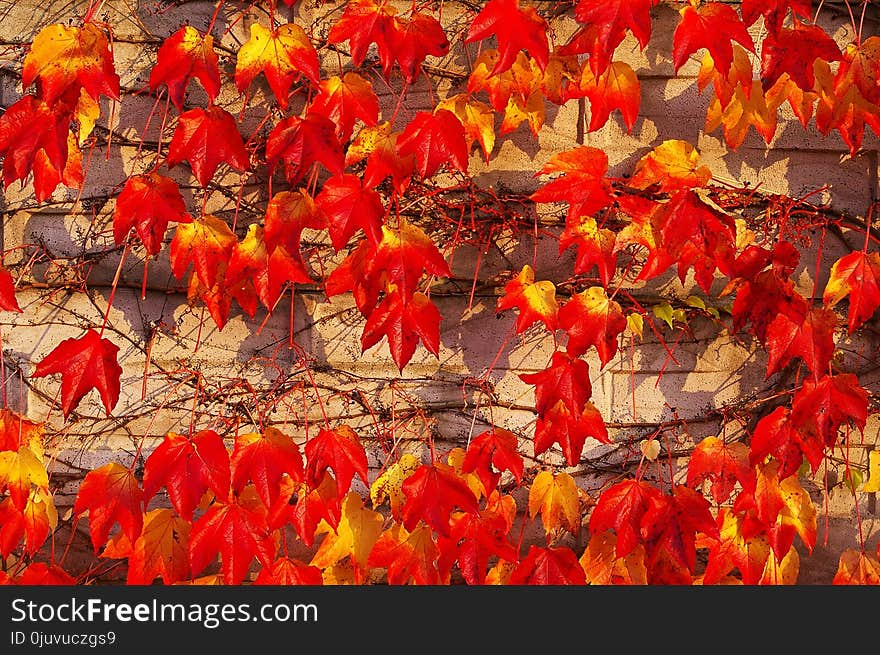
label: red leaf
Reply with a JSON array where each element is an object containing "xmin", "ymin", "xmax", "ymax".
[
  {"xmin": 369, "ymin": 523, "xmax": 441, "ymax": 584},
  {"xmin": 461, "ymin": 429, "xmax": 524, "ymax": 494},
  {"xmin": 32, "ymin": 329, "xmax": 122, "ymax": 418},
  {"xmin": 326, "ymin": 0, "xmax": 397, "ymax": 72},
  {"xmin": 530, "ymin": 146, "xmax": 613, "ymax": 221},
  {"xmin": 266, "ymin": 112, "xmax": 344, "ymax": 184},
  {"xmin": 304, "ymin": 425, "xmax": 369, "ymax": 497},
  {"xmin": 166, "ymin": 106, "xmax": 250, "ymax": 187},
  {"xmin": 519, "ymin": 350, "xmax": 592, "ymax": 418},
  {"xmin": 0, "ymin": 96, "xmax": 70, "ymax": 194},
  {"xmin": 558, "ymin": 216, "xmax": 617, "ymax": 285},
  {"xmin": 149, "ymin": 26, "xmax": 220, "ymax": 109},
  {"xmin": 168, "ymin": 214, "xmax": 236, "ymax": 289},
  {"xmin": 74, "ymin": 462, "xmax": 142, "ymax": 553},
  {"xmin": 764, "ymin": 307, "xmax": 837, "ymax": 379},
  {"xmin": 0, "ymin": 409, "xmax": 43, "ymax": 453},
  {"xmin": 113, "ymin": 173, "xmax": 191, "ymax": 256},
  {"xmin": 291, "ymin": 473, "xmax": 341, "ymax": 547},
  {"xmin": 642, "ymin": 486, "xmax": 718, "ymax": 574},
  {"xmin": 188, "ymin": 496, "xmax": 275, "ymax": 585},
  {"xmin": 0, "ymin": 267, "xmax": 21, "ymax": 313},
  {"xmin": 790, "ymin": 373, "xmax": 868, "ymax": 449},
  {"xmin": 578, "ymin": 61, "xmax": 641, "ymax": 132},
  {"xmin": 401, "ymin": 464, "xmax": 479, "ymax": 537},
  {"xmin": 741, "ymin": 0, "xmax": 812, "ymax": 34},
  {"xmin": 142, "ymin": 430, "xmax": 231, "ymax": 521},
  {"xmin": 315, "ymin": 174, "xmax": 385, "ymax": 251},
  {"xmin": 360, "ymin": 289, "xmax": 442, "ymax": 371},
  {"xmin": 532, "ymin": 398, "xmax": 609, "ymax": 466},
  {"xmin": 750, "ymin": 406, "xmax": 823, "ymax": 478},
  {"xmin": 574, "ymin": 0, "xmax": 657, "ymax": 55},
  {"xmin": 446, "ymin": 502, "xmax": 517, "ymax": 585},
  {"xmin": 589, "ymin": 479, "xmax": 663, "ymax": 557},
  {"xmin": 672, "ymin": 3, "xmax": 754, "ymax": 76},
  {"xmin": 263, "ymin": 189, "xmax": 326, "ymax": 253},
  {"xmin": 823, "ymin": 251, "xmax": 880, "ymax": 333},
  {"xmin": 255, "ymin": 557, "xmax": 323, "ymax": 585},
  {"xmin": 346, "ymin": 122, "xmax": 415, "ymax": 193},
  {"xmin": 761, "ymin": 22, "xmax": 841, "ymax": 92},
  {"xmin": 310, "ymin": 72, "xmax": 379, "ymax": 142},
  {"xmin": 396, "ymin": 110, "xmax": 469, "ymax": 178},
  {"xmin": 495, "ymin": 264, "xmax": 559, "ymax": 333},
  {"xmin": 687, "ymin": 436, "xmax": 755, "ymax": 504},
  {"xmin": 465, "ymin": 0, "xmax": 549, "ymax": 76},
  {"xmin": 558, "ymin": 286, "xmax": 626, "ymax": 366},
  {"xmin": 390, "ymin": 13, "xmax": 450, "ymax": 82},
  {"xmin": 508, "ymin": 545, "xmax": 586, "ymax": 584},
  {"xmin": 13, "ymin": 562, "xmax": 76, "ymax": 585},
  {"xmin": 231, "ymin": 427, "xmax": 304, "ymax": 509},
  {"xmin": 732, "ymin": 269, "xmax": 807, "ymax": 342}
]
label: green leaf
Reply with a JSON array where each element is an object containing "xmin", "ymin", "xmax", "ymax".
[{"xmin": 653, "ymin": 302, "xmax": 675, "ymax": 329}]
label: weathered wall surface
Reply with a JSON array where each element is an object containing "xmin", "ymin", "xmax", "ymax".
[{"xmin": 0, "ymin": 1, "xmax": 878, "ymax": 582}]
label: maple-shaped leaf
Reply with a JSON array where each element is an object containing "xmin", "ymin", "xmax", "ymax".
[
  {"xmin": 741, "ymin": 0, "xmax": 812, "ymax": 34},
  {"xmin": 32, "ymin": 329, "xmax": 122, "ymax": 418},
  {"xmin": 574, "ymin": 0, "xmax": 657, "ymax": 57},
  {"xmin": 310, "ymin": 73, "xmax": 380, "ymax": 142},
  {"xmin": 814, "ymin": 57, "xmax": 880, "ymax": 156},
  {"xmin": 185, "ymin": 271, "xmax": 257, "ymax": 331},
  {"xmin": 823, "ymin": 251, "xmax": 880, "ymax": 333},
  {"xmin": 629, "ymin": 139, "xmax": 712, "ymax": 192},
  {"xmin": 731, "ymin": 269, "xmax": 808, "ymax": 342},
  {"xmin": 579, "ymin": 530, "xmax": 648, "ymax": 584},
  {"xmin": 0, "ymin": 410, "xmax": 44, "ymax": 455},
  {"xmin": 495, "ymin": 264, "xmax": 559, "ymax": 333},
  {"xmin": 467, "ymin": 49, "xmax": 541, "ymax": 112},
  {"xmin": 672, "ymin": 3, "xmax": 754, "ymax": 76},
  {"xmin": 122, "ymin": 508, "xmax": 191, "ymax": 585},
  {"xmin": 833, "ymin": 549, "xmax": 880, "ymax": 585},
  {"xmin": 705, "ymin": 78, "xmax": 790, "ymax": 150},
  {"xmin": 396, "ymin": 109, "xmax": 468, "ymax": 178},
  {"xmin": 346, "ymin": 122, "xmax": 414, "ymax": 193},
  {"xmin": 465, "ymin": 0, "xmax": 549, "ymax": 76},
  {"xmin": 360, "ymin": 289, "xmax": 442, "ymax": 370},
  {"xmin": 400, "ymin": 464, "xmax": 479, "ymax": 537},
  {"xmin": 189, "ymin": 494, "xmax": 275, "ymax": 585},
  {"xmin": 149, "ymin": 26, "xmax": 220, "ymax": 109},
  {"xmin": 326, "ymin": 0, "xmax": 398, "ymax": 71},
  {"xmin": 749, "ymin": 406, "xmax": 820, "ymax": 479},
  {"xmin": 528, "ymin": 470, "xmax": 581, "ymax": 536},
  {"xmin": 837, "ymin": 37, "xmax": 880, "ymax": 106},
  {"xmin": 559, "ymin": 216, "xmax": 617, "ymax": 285},
  {"xmin": 461, "ymin": 429, "xmax": 523, "ymax": 494},
  {"xmin": 0, "ymin": 95, "xmax": 70, "ymax": 194},
  {"xmin": 142, "ymin": 430, "xmax": 230, "ymax": 521},
  {"xmin": 761, "ymin": 22, "xmax": 841, "ymax": 92},
  {"xmin": 578, "ymin": 60, "xmax": 641, "ymax": 132},
  {"xmin": 287, "ymin": 474, "xmax": 342, "ymax": 547},
  {"xmin": 758, "ymin": 546, "xmax": 800, "ymax": 585},
  {"xmin": 0, "ymin": 489, "xmax": 56, "ymax": 558},
  {"xmin": 790, "ymin": 373, "xmax": 868, "ymax": 450},
  {"xmin": 369, "ymin": 523, "xmax": 441, "ymax": 584},
  {"xmin": 589, "ymin": 479, "xmax": 663, "ymax": 557},
  {"xmin": 166, "ymin": 106, "xmax": 250, "ymax": 187},
  {"xmin": 12, "ymin": 562, "xmax": 76, "ymax": 585},
  {"xmin": 0, "ymin": 267, "xmax": 21, "ymax": 314},
  {"xmin": 686, "ymin": 436, "xmax": 755, "ymax": 504},
  {"xmin": 310, "ymin": 492, "xmax": 383, "ymax": 571},
  {"xmin": 436, "ymin": 94, "xmax": 496, "ymax": 161},
  {"xmin": 559, "ymin": 287, "xmax": 626, "ymax": 366},
  {"xmin": 74, "ymin": 462, "xmax": 142, "ymax": 553},
  {"xmin": 28, "ymin": 129, "xmax": 83, "ymax": 203},
  {"xmin": 169, "ymin": 214, "xmax": 236, "ymax": 289},
  {"xmin": 530, "ymin": 146, "xmax": 613, "ymax": 220},
  {"xmin": 22, "ymin": 22, "xmax": 119, "ymax": 103},
  {"xmin": 324, "ymin": 239, "xmax": 381, "ymax": 315},
  {"xmin": 231, "ymin": 427, "xmax": 304, "ymax": 509},
  {"xmin": 304, "ymin": 425, "xmax": 369, "ymax": 497},
  {"xmin": 390, "ymin": 12, "xmax": 450, "ymax": 82},
  {"xmin": 112, "ymin": 172, "xmax": 191, "ymax": 256},
  {"xmin": 641, "ymin": 486, "xmax": 717, "ymax": 576},
  {"xmin": 764, "ymin": 307, "xmax": 837, "ymax": 378},
  {"xmin": 370, "ymin": 453, "xmax": 421, "ymax": 519},
  {"xmin": 0, "ymin": 446, "xmax": 48, "ymax": 511},
  {"xmin": 702, "ymin": 508, "xmax": 771, "ymax": 584},
  {"xmin": 532, "ymin": 399, "xmax": 609, "ymax": 466},
  {"xmin": 263, "ymin": 189, "xmax": 325, "ymax": 253},
  {"xmin": 499, "ymin": 89, "xmax": 546, "ymax": 137},
  {"xmin": 508, "ymin": 545, "xmax": 587, "ymax": 585},
  {"xmin": 266, "ymin": 112, "xmax": 344, "ymax": 184},
  {"xmin": 520, "ymin": 350, "xmax": 592, "ymax": 417},
  {"xmin": 315, "ymin": 174, "xmax": 385, "ymax": 250},
  {"xmin": 697, "ymin": 43, "xmax": 755, "ymax": 108},
  {"xmin": 255, "ymin": 557, "xmax": 323, "ymax": 585},
  {"xmin": 370, "ymin": 220, "xmax": 452, "ymax": 298},
  {"xmin": 235, "ymin": 22, "xmax": 319, "ymax": 110}
]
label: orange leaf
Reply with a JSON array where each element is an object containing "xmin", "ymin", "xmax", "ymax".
[
  {"xmin": 169, "ymin": 214, "xmax": 237, "ymax": 289},
  {"xmin": 495, "ymin": 264, "xmax": 558, "ymax": 333},
  {"xmin": 823, "ymin": 251, "xmax": 880, "ymax": 333},
  {"xmin": 310, "ymin": 73, "xmax": 379, "ymax": 142},
  {"xmin": 304, "ymin": 425, "xmax": 369, "ymax": 497},
  {"xmin": 113, "ymin": 173, "xmax": 191, "ymax": 256},
  {"xmin": 629, "ymin": 139, "xmax": 712, "ymax": 192},
  {"xmin": 833, "ymin": 549, "xmax": 880, "ymax": 585},
  {"xmin": 74, "ymin": 462, "xmax": 142, "ymax": 553},
  {"xmin": 124, "ymin": 508, "xmax": 191, "ymax": 585},
  {"xmin": 166, "ymin": 106, "xmax": 250, "ymax": 187},
  {"xmin": 465, "ymin": 0, "xmax": 549, "ymax": 76},
  {"xmin": 558, "ymin": 286, "xmax": 626, "ymax": 366},
  {"xmin": 528, "ymin": 470, "xmax": 581, "ymax": 536},
  {"xmin": 149, "ymin": 26, "xmax": 219, "ymax": 109},
  {"xmin": 508, "ymin": 545, "xmax": 586, "ymax": 584},
  {"xmin": 266, "ymin": 112, "xmax": 344, "ymax": 184}
]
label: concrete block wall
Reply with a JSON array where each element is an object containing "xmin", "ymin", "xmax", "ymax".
[{"xmin": 1, "ymin": 1, "xmax": 878, "ymax": 582}]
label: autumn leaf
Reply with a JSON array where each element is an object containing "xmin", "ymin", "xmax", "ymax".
[
  {"xmin": 0, "ymin": 96, "xmax": 70, "ymax": 196},
  {"xmin": 823, "ymin": 251, "xmax": 880, "ymax": 333},
  {"xmin": 520, "ymin": 350, "xmax": 592, "ymax": 418},
  {"xmin": 573, "ymin": 0, "xmax": 657, "ymax": 61},
  {"xmin": 396, "ymin": 109, "xmax": 469, "ymax": 178},
  {"xmin": 532, "ymin": 399, "xmax": 609, "ymax": 466},
  {"xmin": 360, "ymin": 288, "xmax": 442, "ymax": 370},
  {"xmin": 231, "ymin": 427, "xmax": 304, "ymax": 509},
  {"xmin": 169, "ymin": 214, "xmax": 236, "ymax": 289},
  {"xmin": 749, "ymin": 407, "xmax": 817, "ymax": 479},
  {"xmin": 697, "ymin": 44, "xmax": 755, "ymax": 108},
  {"xmin": 578, "ymin": 60, "xmax": 641, "ymax": 132},
  {"xmin": 370, "ymin": 453, "xmax": 420, "ymax": 518},
  {"xmin": 764, "ymin": 307, "xmax": 838, "ymax": 378},
  {"xmin": 641, "ymin": 486, "xmax": 717, "ymax": 576},
  {"xmin": 864, "ymin": 450, "xmax": 880, "ymax": 493},
  {"xmin": 23, "ymin": 22, "xmax": 119, "ymax": 103},
  {"xmin": 32, "ymin": 329, "xmax": 122, "ymax": 418},
  {"xmin": 369, "ymin": 523, "xmax": 441, "ymax": 584},
  {"xmin": 0, "ymin": 489, "xmax": 57, "ymax": 558},
  {"xmin": 759, "ymin": 546, "xmax": 800, "ymax": 585},
  {"xmin": 589, "ymin": 479, "xmax": 662, "ymax": 557},
  {"xmin": 142, "ymin": 430, "xmax": 231, "ymax": 521},
  {"xmin": 436, "ymin": 94, "xmax": 496, "ymax": 161},
  {"xmin": 189, "ymin": 494, "xmax": 275, "ymax": 585},
  {"xmin": 508, "ymin": 545, "xmax": 587, "ymax": 584},
  {"xmin": 315, "ymin": 174, "xmax": 385, "ymax": 250},
  {"xmin": 310, "ymin": 492, "xmax": 383, "ymax": 571},
  {"xmin": 235, "ymin": 22, "xmax": 319, "ymax": 109},
  {"xmin": 496, "ymin": 264, "xmax": 559, "ymax": 333},
  {"xmin": 465, "ymin": 0, "xmax": 549, "ymax": 76},
  {"xmin": 833, "ymin": 548, "xmax": 880, "ymax": 584},
  {"xmin": 686, "ymin": 436, "xmax": 755, "ymax": 504},
  {"xmin": 266, "ymin": 112, "xmax": 344, "ymax": 184},
  {"xmin": 579, "ymin": 530, "xmax": 648, "ymax": 585},
  {"xmin": 629, "ymin": 139, "xmax": 712, "ymax": 192},
  {"xmin": 702, "ymin": 508, "xmax": 771, "ymax": 584},
  {"xmin": 401, "ymin": 464, "xmax": 479, "ymax": 537},
  {"xmin": 741, "ymin": 0, "xmax": 812, "ymax": 34},
  {"xmin": 310, "ymin": 73, "xmax": 380, "ymax": 142},
  {"xmin": 12, "ymin": 562, "xmax": 76, "ymax": 585},
  {"xmin": 113, "ymin": 173, "xmax": 191, "ymax": 256},
  {"xmin": 528, "ymin": 470, "xmax": 581, "ymax": 536},
  {"xmin": 149, "ymin": 26, "xmax": 220, "ymax": 109},
  {"xmin": 672, "ymin": 3, "xmax": 754, "ymax": 76},
  {"xmin": 559, "ymin": 286, "xmax": 626, "ymax": 366},
  {"xmin": 790, "ymin": 373, "xmax": 868, "ymax": 450},
  {"xmin": 0, "ymin": 446, "xmax": 48, "ymax": 511},
  {"xmin": 304, "ymin": 425, "xmax": 369, "ymax": 497},
  {"xmin": 263, "ymin": 189, "xmax": 325, "ymax": 253},
  {"xmin": 705, "ymin": 79, "xmax": 789, "ymax": 150},
  {"xmin": 74, "ymin": 462, "xmax": 142, "ymax": 553},
  {"xmin": 370, "ymin": 220, "xmax": 452, "ymax": 298},
  {"xmin": 346, "ymin": 122, "xmax": 414, "ymax": 193},
  {"xmin": 461, "ymin": 429, "xmax": 523, "ymax": 494},
  {"xmin": 390, "ymin": 12, "xmax": 450, "ymax": 82},
  {"xmin": 0, "ymin": 267, "xmax": 21, "ymax": 314},
  {"xmin": 166, "ymin": 106, "xmax": 250, "ymax": 187},
  {"xmin": 444, "ymin": 495, "xmax": 517, "ymax": 585},
  {"xmin": 289, "ymin": 472, "xmax": 342, "ymax": 547},
  {"xmin": 122, "ymin": 508, "xmax": 191, "ymax": 585},
  {"xmin": 255, "ymin": 557, "xmax": 323, "ymax": 585},
  {"xmin": 529, "ymin": 146, "xmax": 613, "ymax": 221},
  {"xmin": 760, "ymin": 22, "xmax": 841, "ymax": 92},
  {"xmin": 326, "ymin": 0, "xmax": 398, "ymax": 72},
  {"xmin": 558, "ymin": 216, "xmax": 617, "ymax": 286}
]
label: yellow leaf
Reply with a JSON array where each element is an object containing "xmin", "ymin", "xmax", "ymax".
[
  {"xmin": 500, "ymin": 90, "xmax": 545, "ymax": 136},
  {"xmin": 437, "ymin": 93, "xmax": 496, "ymax": 160},
  {"xmin": 833, "ymin": 548, "xmax": 880, "ymax": 584},
  {"xmin": 626, "ymin": 313, "xmax": 644, "ymax": 339},
  {"xmin": 528, "ymin": 470, "xmax": 580, "ymax": 535},
  {"xmin": 759, "ymin": 546, "xmax": 799, "ymax": 585},
  {"xmin": 370, "ymin": 453, "xmax": 420, "ymax": 517},
  {"xmin": 0, "ymin": 446, "xmax": 48, "ymax": 510},
  {"xmin": 311, "ymin": 492, "xmax": 383, "ymax": 570},
  {"xmin": 863, "ymin": 450, "xmax": 880, "ymax": 492},
  {"xmin": 630, "ymin": 140, "xmax": 711, "ymax": 191},
  {"xmin": 442, "ymin": 447, "xmax": 484, "ymax": 500},
  {"xmin": 579, "ymin": 530, "xmax": 647, "ymax": 585},
  {"xmin": 640, "ymin": 439, "xmax": 661, "ymax": 461}
]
